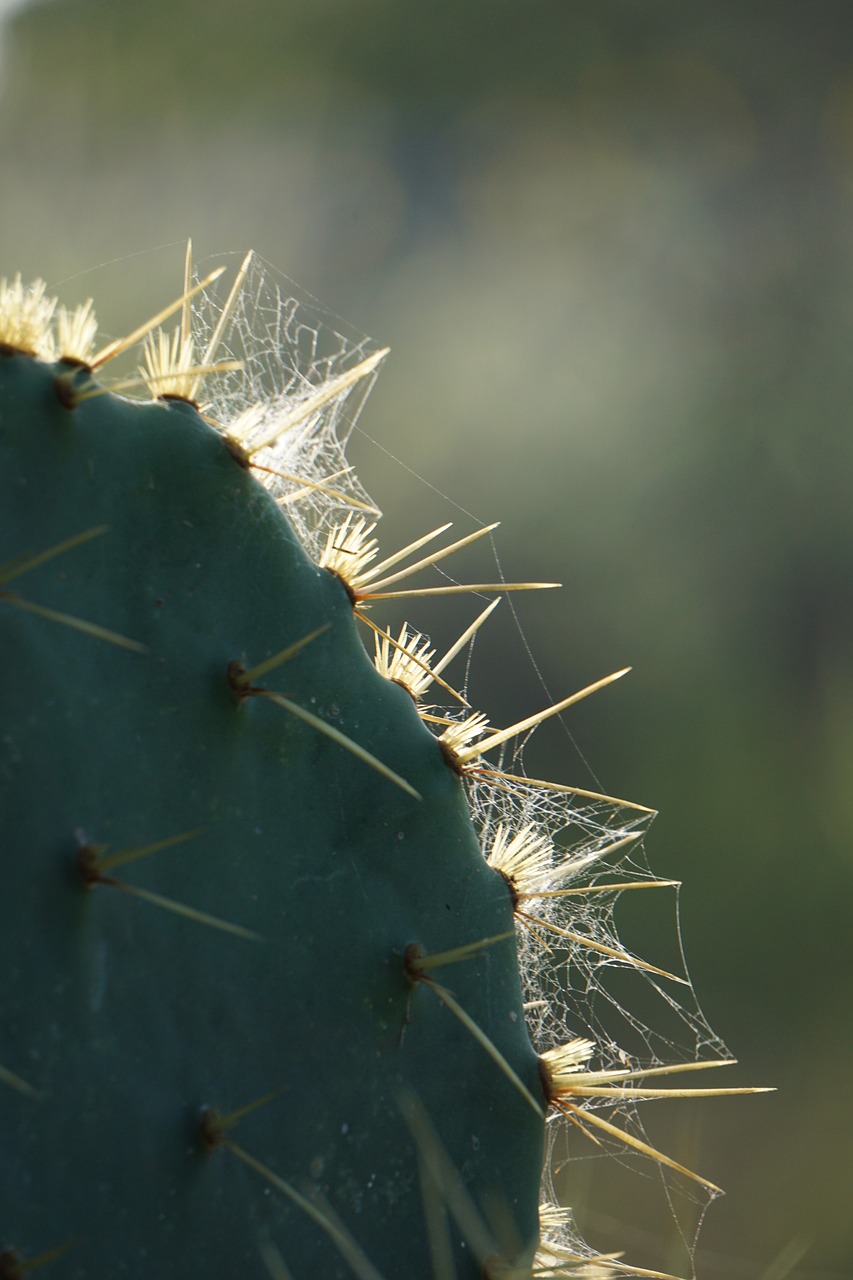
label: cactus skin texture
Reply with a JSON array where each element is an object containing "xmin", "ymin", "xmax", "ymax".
[{"xmin": 0, "ymin": 333, "xmax": 545, "ymax": 1274}]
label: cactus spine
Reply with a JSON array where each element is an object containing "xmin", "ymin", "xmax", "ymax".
[{"xmin": 0, "ymin": 253, "xmax": 763, "ymax": 1279}]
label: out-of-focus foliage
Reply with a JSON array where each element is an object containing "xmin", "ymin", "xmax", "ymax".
[{"xmin": 1, "ymin": 2, "xmax": 851, "ymax": 1276}]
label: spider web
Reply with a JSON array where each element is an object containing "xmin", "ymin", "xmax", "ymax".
[{"xmin": 190, "ymin": 251, "xmax": 381, "ymax": 556}]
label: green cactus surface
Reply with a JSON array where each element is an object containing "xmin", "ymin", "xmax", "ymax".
[{"xmin": 0, "ymin": 258, "xmax": 761, "ymax": 1280}]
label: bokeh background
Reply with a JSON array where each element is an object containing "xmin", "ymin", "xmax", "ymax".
[{"xmin": 1, "ymin": 2, "xmax": 851, "ymax": 1276}]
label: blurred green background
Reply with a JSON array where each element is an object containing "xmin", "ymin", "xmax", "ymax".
[{"xmin": 1, "ymin": 2, "xmax": 850, "ymax": 1276}]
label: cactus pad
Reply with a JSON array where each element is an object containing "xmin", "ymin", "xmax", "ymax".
[{"xmin": 0, "ymin": 258, "xmax": 761, "ymax": 1279}]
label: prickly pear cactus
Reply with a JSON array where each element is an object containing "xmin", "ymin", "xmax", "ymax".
[{"xmin": 0, "ymin": 256, "xmax": 760, "ymax": 1279}]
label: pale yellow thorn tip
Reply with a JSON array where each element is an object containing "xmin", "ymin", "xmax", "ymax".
[
  {"xmin": 566, "ymin": 1085, "xmax": 774, "ymax": 1100},
  {"xmin": 543, "ymin": 878, "xmax": 679, "ymax": 898},
  {"xmin": 367, "ymin": 617, "xmax": 468, "ymax": 705},
  {"xmin": 319, "ymin": 515, "xmax": 381, "ymax": 591},
  {"xmin": 371, "ymin": 620, "xmax": 439, "ymax": 700},
  {"xmin": 364, "ymin": 522, "xmax": 500, "ymax": 594},
  {"xmin": 438, "ymin": 711, "xmax": 491, "ymax": 757},
  {"xmin": 55, "ymin": 299, "xmax": 98, "ymax": 363},
  {"xmin": 539, "ymin": 1039, "xmax": 597, "ymax": 1086},
  {"xmin": 181, "ymin": 238, "xmax": 193, "ymax": 350},
  {"xmin": 140, "ymin": 326, "xmax": 197, "ymax": 399},
  {"xmin": 555, "ymin": 1103, "xmax": 724, "ymax": 1194},
  {"xmin": 474, "ymin": 767, "xmax": 655, "ymax": 815},
  {"xmin": 321, "ymin": 518, "xmax": 454, "ymax": 598},
  {"xmin": 458, "ymin": 668, "xmax": 631, "ymax": 764},
  {"xmin": 486, "ymin": 823, "xmax": 555, "ymax": 898},
  {"xmin": 359, "ymin": 522, "xmax": 453, "ymax": 583},
  {"xmin": 364, "ymin": 581, "xmax": 560, "ymax": 601},
  {"xmin": 431, "ymin": 597, "xmax": 501, "ymax": 678},
  {"xmin": 519, "ymin": 912, "xmax": 688, "ymax": 984},
  {"xmin": 90, "ymin": 267, "xmax": 226, "ymax": 369},
  {"xmin": 245, "ymin": 347, "xmax": 389, "ymax": 455},
  {"xmin": 265, "ymin": 468, "xmax": 378, "ymax": 516},
  {"xmin": 0, "ymin": 274, "xmax": 56, "ymax": 356},
  {"xmin": 559, "ymin": 1057, "xmax": 739, "ymax": 1086},
  {"xmin": 201, "ymin": 249, "xmax": 254, "ymax": 370}
]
